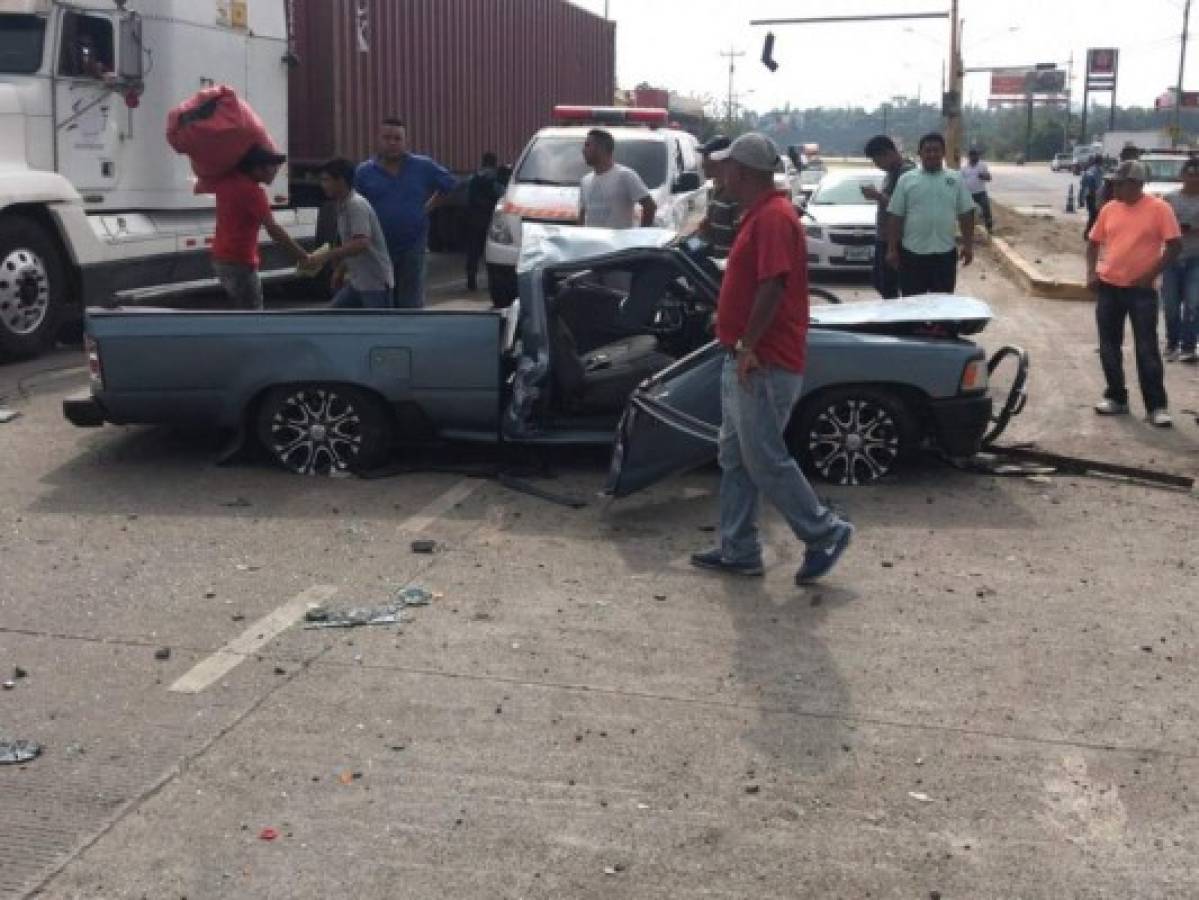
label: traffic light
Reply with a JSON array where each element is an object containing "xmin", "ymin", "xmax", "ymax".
[{"xmin": 762, "ymin": 32, "xmax": 778, "ymax": 72}]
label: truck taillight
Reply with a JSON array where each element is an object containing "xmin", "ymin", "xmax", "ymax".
[
  {"xmin": 85, "ymin": 335, "xmax": 103, "ymax": 387},
  {"xmin": 959, "ymin": 358, "xmax": 988, "ymax": 393}
]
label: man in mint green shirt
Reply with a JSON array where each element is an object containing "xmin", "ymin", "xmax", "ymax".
[{"xmin": 885, "ymin": 132, "xmax": 976, "ymax": 295}]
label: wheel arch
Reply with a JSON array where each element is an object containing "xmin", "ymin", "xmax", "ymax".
[{"xmin": 791, "ymin": 380, "xmax": 932, "ymax": 435}]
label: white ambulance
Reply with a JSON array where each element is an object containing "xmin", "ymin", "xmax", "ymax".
[{"xmin": 483, "ymin": 106, "xmax": 707, "ymax": 306}]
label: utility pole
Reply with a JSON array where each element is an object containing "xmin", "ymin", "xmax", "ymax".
[
  {"xmin": 1065, "ymin": 50, "xmax": 1074, "ymax": 151},
  {"xmin": 1175, "ymin": 0, "xmax": 1192, "ymax": 146},
  {"xmin": 945, "ymin": 0, "xmax": 965, "ymax": 168},
  {"xmin": 720, "ymin": 47, "xmax": 746, "ymax": 132}
]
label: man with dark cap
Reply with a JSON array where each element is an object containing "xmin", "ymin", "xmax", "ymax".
[
  {"xmin": 211, "ymin": 145, "xmax": 310, "ymax": 309},
  {"xmin": 690, "ymin": 132, "xmax": 854, "ymax": 586},
  {"xmin": 697, "ymin": 134, "xmax": 740, "ymax": 257},
  {"xmin": 1086, "ymin": 159, "xmax": 1180, "ymax": 427},
  {"xmin": 862, "ymin": 134, "xmax": 914, "ymax": 298}
]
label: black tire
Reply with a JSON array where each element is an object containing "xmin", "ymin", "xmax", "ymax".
[
  {"xmin": 255, "ymin": 383, "xmax": 392, "ymax": 476},
  {"xmin": 788, "ymin": 387, "xmax": 917, "ymax": 486},
  {"xmin": 0, "ymin": 217, "xmax": 68, "ymax": 360},
  {"xmin": 487, "ymin": 263, "xmax": 518, "ymax": 308},
  {"xmin": 810, "ymin": 286, "xmax": 842, "ymax": 305}
]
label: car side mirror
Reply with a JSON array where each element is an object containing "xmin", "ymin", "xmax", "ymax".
[
  {"xmin": 673, "ymin": 172, "xmax": 702, "ymax": 193},
  {"xmin": 118, "ymin": 12, "xmax": 144, "ymax": 85}
]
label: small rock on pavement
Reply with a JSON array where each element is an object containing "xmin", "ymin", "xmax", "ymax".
[
  {"xmin": 13, "ymin": 666, "xmax": 27, "ymax": 679},
  {"xmin": 154, "ymin": 647, "xmax": 171, "ymax": 661},
  {"xmin": 1, "ymin": 681, "xmax": 15, "ymax": 691},
  {"xmin": 411, "ymin": 539, "xmax": 437, "ymax": 554},
  {"xmin": 745, "ymin": 784, "xmax": 761, "ymax": 794}
]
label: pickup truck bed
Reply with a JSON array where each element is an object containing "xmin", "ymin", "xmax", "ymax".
[{"xmin": 74, "ymin": 307, "xmax": 517, "ymax": 443}]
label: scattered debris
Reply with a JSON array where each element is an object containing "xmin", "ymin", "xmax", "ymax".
[
  {"xmin": 303, "ymin": 586, "xmax": 435, "ymax": 629},
  {"xmin": 603, "ymin": 863, "xmax": 626, "ymax": 875},
  {"xmin": 1, "ymin": 681, "xmax": 15, "ymax": 691},
  {"xmin": 221, "ymin": 497, "xmax": 252, "ymax": 508},
  {"xmin": 908, "ymin": 791, "xmax": 935, "ymax": 803},
  {"xmin": 653, "ymin": 594, "xmax": 667, "ymax": 602},
  {"xmin": 411, "ymin": 539, "xmax": 437, "ymax": 554},
  {"xmin": 744, "ymin": 784, "xmax": 761, "ymax": 794},
  {"xmin": 258, "ymin": 827, "xmax": 280, "ymax": 841},
  {"xmin": 154, "ymin": 647, "xmax": 172, "ymax": 661},
  {"xmin": 0, "ymin": 739, "xmax": 42, "ymax": 765},
  {"xmin": 13, "ymin": 667, "xmax": 27, "ymax": 680},
  {"xmin": 0, "ymin": 409, "xmax": 21, "ymax": 424},
  {"xmin": 1027, "ymin": 475, "xmax": 1054, "ymax": 485}
]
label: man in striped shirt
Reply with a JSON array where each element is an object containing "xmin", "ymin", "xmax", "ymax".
[{"xmin": 698, "ymin": 135, "xmax": 740, "ymax": 257}]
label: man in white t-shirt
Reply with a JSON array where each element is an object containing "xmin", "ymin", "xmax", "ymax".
[
  {"xmin": 578, "ymin": 128, "xmax": 657, "ymax": 229},
  {"xmin": 961, "ymin": 148, "xmax": 993, "ymax": 233}
]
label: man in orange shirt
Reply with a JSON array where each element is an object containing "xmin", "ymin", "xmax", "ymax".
[{"xmin": 1086, "ymin": 160, "xmax": 1181, "ymax": 427}]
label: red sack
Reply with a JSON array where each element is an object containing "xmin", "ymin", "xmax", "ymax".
[{"xmin": 166, "ymin": 85, "xmax": 279, "ymax": 190}]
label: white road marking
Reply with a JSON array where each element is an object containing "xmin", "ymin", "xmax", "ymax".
[
  {"xmin": 169, "ymin": 584, "xmax": 338, "ymax": 694},
  {"xmin": 169, "ymin": 477, "xmax": 482, "ymax": 694},
  {"xmin": 396, "ymin": 477, "xmax": 482, "ymax": 536}
]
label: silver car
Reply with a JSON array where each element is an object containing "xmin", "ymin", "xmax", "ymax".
[{"xmin": 803, "ymin": 171, "xmax": 885, "ymax": 272}]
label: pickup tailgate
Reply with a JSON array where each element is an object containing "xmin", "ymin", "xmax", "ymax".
[{"xmin": 84, "ymin": 308, "xmax": 505, "ymax": 434}]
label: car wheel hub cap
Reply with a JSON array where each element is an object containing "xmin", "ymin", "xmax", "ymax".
[
  {"xmin": 808, "ymin": 398, "xmax": 901, "ymax": 486},
  {"xmin": 0, "ymin": 249, "xmax": 50, "ymax": 336},
  {"xmin": 269, "ymin": 389, "xmax": 363, "ymax": 476}
]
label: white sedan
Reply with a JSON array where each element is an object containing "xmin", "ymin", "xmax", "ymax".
[{"xmin": 802, "ymin": 170, "xmax": 885, "ymax": 273}]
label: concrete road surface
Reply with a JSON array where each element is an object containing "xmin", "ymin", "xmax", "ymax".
[
  {"xmin": 987, "ymin": 163, "xmax": 1080, "ymax": 220},
  {"xmin": 3, "ymin": 250, "xmax": 1198, "ymax": 899}
]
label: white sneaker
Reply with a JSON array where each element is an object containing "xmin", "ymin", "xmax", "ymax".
[
  {"xmin": 1181, "ymin": 350, "xmax": 1199, "ymax": 364},
  {"xmin": 1094, "ymin": 399, "xmax": 1130, "ymax": 415},
  {"xmin": 1149, "ymin": 409, "xmax": 1173, "ymax": 428},
  {"xmin": 1164, "ymin": 348, "xmax": 1181, "ymax": 362}
]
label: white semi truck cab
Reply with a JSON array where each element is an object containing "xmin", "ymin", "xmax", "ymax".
[{"xmin": 0, "ymin": 0, "xmax": 312, "ymax": 359}]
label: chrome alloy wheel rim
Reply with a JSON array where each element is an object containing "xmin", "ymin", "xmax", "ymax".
[
  {"xmin": 808, "ymin": 399, "xmax": 900, "ymax": 485},
  {"xmin": 269, "ymin": 388, "xmax": 363, "ymax": 475},
  {"xmin": 0, "ymin": 248, "xmax": 50, "ymax": 336}
]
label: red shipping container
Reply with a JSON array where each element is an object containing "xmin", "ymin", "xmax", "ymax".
[
  {"xmin": 286, "ymin": 0, "xmax": 615, "ymax": 173},
  {"xmin": 167, "ymin": 85, "xmax": 280, "ymax": 191}
]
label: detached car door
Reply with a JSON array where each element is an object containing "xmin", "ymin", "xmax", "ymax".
[{"xmin": 604, "ymin": 341, "xmax": 724, "ymax": 498}]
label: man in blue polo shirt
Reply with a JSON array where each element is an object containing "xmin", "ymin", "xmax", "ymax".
[{"xmin": 355, "ymin": 117, "xmax": 456, "ymax": 308}]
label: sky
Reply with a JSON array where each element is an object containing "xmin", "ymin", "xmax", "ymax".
[{"xmin": 567, "ymin": 0, "xmax": 1196, "ymax": 113}]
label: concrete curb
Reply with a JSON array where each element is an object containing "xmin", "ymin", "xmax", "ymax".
[{"xmin": 989, "ymin": 236, "xmax": 1094, "ymax": 302}]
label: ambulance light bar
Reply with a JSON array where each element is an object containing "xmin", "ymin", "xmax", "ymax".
[{"xmin": 551, "ymin": 106, "xmax": 669, "ymax": 127}]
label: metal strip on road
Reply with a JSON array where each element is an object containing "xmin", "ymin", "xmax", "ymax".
[
  {"xmin": 169, "ymin": 477, "xmax": 483, "ymax": 694},
  {"xmin": 168, "ymin": 584, "xmax": 339, "ymax": 694}
]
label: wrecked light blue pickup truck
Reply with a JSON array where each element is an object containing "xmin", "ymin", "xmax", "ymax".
[{"xmin": 64, "ymin": 226, "xmax": 1028, "ymax": 491}]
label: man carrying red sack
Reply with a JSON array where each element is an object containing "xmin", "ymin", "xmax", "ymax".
[{"xmin": 211, "ymin": 145, "xmax": 310, "ymax": 309}]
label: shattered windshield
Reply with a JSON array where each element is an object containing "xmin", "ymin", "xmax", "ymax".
[{"xmin": 0, "ymin": 15, "xmax": 45, "ymax": 74}]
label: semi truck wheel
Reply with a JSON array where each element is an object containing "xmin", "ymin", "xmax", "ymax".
[
  {"xmin": 255, "ymin": 383, "xmax": 392, "ymax": 476},
  {"xmin": 0, "ymin": 218, "xmax": 67, "ymax": 360}
]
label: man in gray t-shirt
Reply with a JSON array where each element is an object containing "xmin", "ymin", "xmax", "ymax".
[
  {"xmin": 318, "ymin": 158, "xmax": 395, "ymax": 308},
  {"xmin": 578, "ymin": 128, "xmax": 657, "ymax": 229},
  {"xmin": 1162, "ymin": 157, "xmax": 1199, "ymax": 360}
]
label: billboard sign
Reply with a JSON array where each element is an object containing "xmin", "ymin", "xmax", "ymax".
[
  {"xmin": 990, "ymin": 68, "xmax": 1028, "ymax": 97},
  {"xmin": 1086, "ymin": 48, "xmax": 1118, "ymax": 91}
]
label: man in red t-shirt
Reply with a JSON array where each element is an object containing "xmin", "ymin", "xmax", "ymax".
[
  {"xmin": 690, "ymin": 133, "xmax": 853, "ymax": 585},
  {"xmin": 212, "ymin": 146, "xmax": 310, "ymax": 309}
]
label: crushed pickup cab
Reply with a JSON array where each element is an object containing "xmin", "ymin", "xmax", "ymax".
[{"xmin": 65, "ymin": 226, "xmax": 1027, "ymax": 489}]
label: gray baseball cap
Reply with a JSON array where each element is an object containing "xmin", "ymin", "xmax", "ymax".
[
  {"xmin": 1113, "ymin": 160, "xmax": 1149, "ymax": 182},
  {"xmin": 710, "ymin": 132, "xmax": 780, "ymax": 172}
]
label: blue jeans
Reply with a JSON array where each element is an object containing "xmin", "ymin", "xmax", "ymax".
[
  {"xmin": 391, "ymin": 246, "xmax": 427, "ymax": 309},
  {"xmin": 331, "ymin": 284, "xmax": 394, "ymax": 309},
  {"xmin": 718, "ymin": 356, "xmax": 843, "ymax": 565},
  {"xmin": 1160, "ymin": 256, "xmax": 1199, "ymax": 352}
]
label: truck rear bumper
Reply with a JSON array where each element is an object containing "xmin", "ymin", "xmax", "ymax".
[
  {"xmin": 63, "ymin": 390, "xmax": 106, "ymax": 428},
  {"xmin": 927, "ymin": 394, "xmax": 992, "ymax": 457}
]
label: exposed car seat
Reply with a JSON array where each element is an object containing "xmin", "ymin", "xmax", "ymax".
[{"xmin": 548, "ymin": 312, "xmax": 674, "ymax": 414}]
